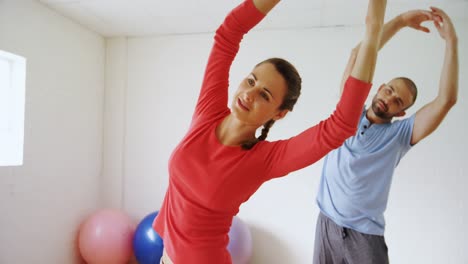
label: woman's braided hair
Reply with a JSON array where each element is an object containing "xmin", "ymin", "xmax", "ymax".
[{"xmin": 241, "ymin": 58, "xmax": 302, "ymax": 150}]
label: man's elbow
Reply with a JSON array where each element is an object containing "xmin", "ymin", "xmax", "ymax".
[{"xmin": 443, "ymin": 94, "xmax": 458, "ymax": 109}]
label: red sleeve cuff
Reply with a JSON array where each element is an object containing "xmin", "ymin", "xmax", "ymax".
[
  {"xmin": 232, "ymin": 0, "xmax": 266, "ymax": 32},
  {"xmin": 337, "ymin": 76, "xmax": 373, "ymax": 125},
  {"xmin": 346, "ymin": 76, "xmax": 372, "ymax": 89}
]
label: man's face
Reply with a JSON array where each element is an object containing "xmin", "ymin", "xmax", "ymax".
[{"xmin": 371, "ymin": 78, "xmax": 415, "ymax": 120}]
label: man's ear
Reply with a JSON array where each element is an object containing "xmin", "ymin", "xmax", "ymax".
[
  {"xmin": 378, "ymin": 83, "xmax": 386, "ymax": 91},
  {"xmin": 395, "ymin": 111, "xmax": 406, "ymax": 117}
]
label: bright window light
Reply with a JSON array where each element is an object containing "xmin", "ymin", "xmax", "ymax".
[{"xmin": 0, "ymin": 50, "xmax": 26, "ymax": 166}]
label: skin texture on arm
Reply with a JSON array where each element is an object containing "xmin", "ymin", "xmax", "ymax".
[
  {"xmin": 340, "ymin": 10, "xmax": 434, "ymax": 94},
  {"xmin": 350, "ymin": 0, "xmax": 386, "ymax": 83},
  {"xmin": 411, "ymin": 7, "xmax": 458, "ymax": 145},
  {"xmin": 253, "ymin": 0, "xmax": 280, "ymax": 15}
]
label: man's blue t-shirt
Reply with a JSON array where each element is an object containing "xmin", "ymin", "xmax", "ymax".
[{"xmin": 317, "ymin": 108, "xmax": 415, "ymax": 235}]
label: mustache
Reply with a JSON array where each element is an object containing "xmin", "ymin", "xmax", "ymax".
[{"xmin": 376, "ymin": 99, "xmax": 388, "ymax": 112}]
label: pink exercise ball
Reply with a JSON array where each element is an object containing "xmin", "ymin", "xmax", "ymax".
[
  {"xmin": 228, "ymin": 216, "xmax": 253, "ymax": 264},
  {"xmin": 78, "ymin": 209, "xmax": 135, "ymax": 264}
]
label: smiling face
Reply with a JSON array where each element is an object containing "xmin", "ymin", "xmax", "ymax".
[
  {"xmin": 370, "ymin": 78, "xmax": 416, "ymax": 120},
  {"xmin": 231, "ymin": 62, "xmax": 288, "ymax": 127}
]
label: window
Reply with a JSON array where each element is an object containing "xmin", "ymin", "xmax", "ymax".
[{"xmin": 0, "ymin": 50, "xmax": 26, "ymax": 166}]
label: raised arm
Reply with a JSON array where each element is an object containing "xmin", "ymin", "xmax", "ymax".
[
  {"xmin": 265, "ymin": 1, "xmax": 390, "ymax": 178},
  {"xmin": 194, "ymin": 0, "xmax": 266, "ymax": 119},
  {"xmin": 253, "ymin": 0, "xmax": 280, "ymax": 14},
  {"xmin": 340, "ymin": 9, "xmax": 433, "ymax": 94},
  {"xmin": 350, "ymin": 0, "xmax": 386, "ymax": 83},
  {"xmin": 411, "ymin": 7, "xmax": 458, "ymax": 145}
]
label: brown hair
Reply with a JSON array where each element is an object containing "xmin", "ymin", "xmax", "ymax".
[{"xmin": 242, "ymin": 58, "xmax": 302, "ymax": 150}]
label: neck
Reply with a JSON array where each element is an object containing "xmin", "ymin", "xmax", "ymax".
[
  {"xmin": 365, "ymin": 108, "xmax": 392, "ymax": 124},
  {"xmin": 216, "ymin": 114, "xmax": 257, "ymax": 146}
]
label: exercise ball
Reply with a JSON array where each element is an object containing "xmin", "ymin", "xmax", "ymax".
[
  {"xmin": 78, "ymin": 208, "xmax": 135, "ymax": 264},
  {"xmin": 228, "ymin": 216, "xmax": 253, "ymax": 264},
  {"xmin": 133, "ymin": 211, "xmax": 164, "ymax": 264}
]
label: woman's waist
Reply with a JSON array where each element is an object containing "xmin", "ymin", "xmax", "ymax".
[{"xmin": 163, "ymin": 243, "xmax": 231, "ymax": 264}]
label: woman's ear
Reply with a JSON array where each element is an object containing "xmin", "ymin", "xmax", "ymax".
[{"xmin": 273, "ymin": 109, "xmax": 289, "ymax": 121}]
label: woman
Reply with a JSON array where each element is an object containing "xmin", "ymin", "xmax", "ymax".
[{"xmin": 153, "ymin": 0, "xmax": 386, "ymax": 263}]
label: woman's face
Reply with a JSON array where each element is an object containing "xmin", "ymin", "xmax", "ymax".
[{"xmin": 231, "ymin": 62, "xmax": 288, "ymax": 127}]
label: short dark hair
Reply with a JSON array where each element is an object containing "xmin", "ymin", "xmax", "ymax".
[{"xmin": 393, "ymin": 77, "xmax": 418, "ymax": 108}]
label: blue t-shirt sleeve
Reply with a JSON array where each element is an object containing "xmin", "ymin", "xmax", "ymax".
[{"xmin": 395, "ymin": 114, "xmax": 416, "ymax": 155}]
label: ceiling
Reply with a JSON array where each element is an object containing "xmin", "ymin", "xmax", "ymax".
[{"xmin": 38, "ymin": 0, "xmax": 468, "ymax": 37}]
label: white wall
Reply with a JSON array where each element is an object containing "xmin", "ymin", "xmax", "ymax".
[
  {"xmin": 105, "ymin": 18, "xmax": 468, "ymax": 263},
  {"xmin": 102, "ymin": 37, "xmax": 127, "ymax": 210},
  {"xmin": 0, "ymin": 1, "xmax": 105, "ymax": 263}
]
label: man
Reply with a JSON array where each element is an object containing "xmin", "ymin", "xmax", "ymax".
[{"xmin": 313, "ymin": 7, "xmax": 458, "ymax": 264}]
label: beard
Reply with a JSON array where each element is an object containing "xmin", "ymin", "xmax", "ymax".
[{"xmin": 371, "ymin": 98, "xmax": 392, "ymax": 120}]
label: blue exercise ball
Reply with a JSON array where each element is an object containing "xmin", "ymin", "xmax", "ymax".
[{"xmin": 133, "ymin": 211, "xmax": 164, "ymax": 264}]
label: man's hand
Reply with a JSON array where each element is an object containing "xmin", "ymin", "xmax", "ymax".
[
  {"xmin": 399, "ymin": 9, "xmax": 434, "ymax": 33},
  {"xmin": 431, "ymin": 7, "xmax": 458, "ymax": 42}
]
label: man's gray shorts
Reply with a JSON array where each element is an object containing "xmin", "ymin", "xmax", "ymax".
[{"xmin": 313, "ymin": 212, "xmax": 389, "ymax": 264}]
